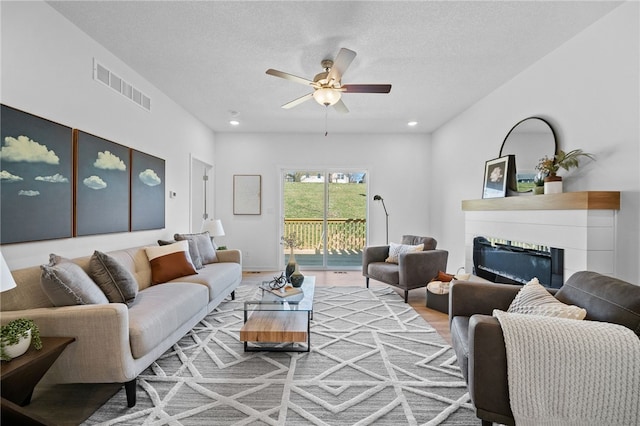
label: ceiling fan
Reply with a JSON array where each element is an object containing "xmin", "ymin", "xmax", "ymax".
[{"xmin": 266, "ymin": 48, "xmax": 392, "ymax": 113}]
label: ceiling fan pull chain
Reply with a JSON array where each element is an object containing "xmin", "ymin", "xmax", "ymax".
[{"xmin": 325, "ymin": 106, "xmax": 328, "ymax": 136}]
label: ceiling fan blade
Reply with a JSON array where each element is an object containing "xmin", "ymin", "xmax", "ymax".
[
  {"xmin": 266, "ymin": 69, "xmax": 315, "ymax": 86},
  {"xmin": 333, "ymin": 99, "xmax": 349, "ymax": 114},
  {"xmin": 342, "ymin": 84, "xmax": 392, "ymax": 93},
  {"xmin": 327, "ymin": 48, "xmax": 356, "ymax": 83},
  {"xmin": 282, "ymin": 93, "xmax": 313, "ymax": 109}
]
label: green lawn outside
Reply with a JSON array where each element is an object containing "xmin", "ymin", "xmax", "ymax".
[{"xmin": 284, "ymin": 182, "xmax": 367, "ymax": 219}]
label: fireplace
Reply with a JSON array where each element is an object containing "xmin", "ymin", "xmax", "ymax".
[{"xmin": 473, "ymin": 236, "xmax": 564, "ymax": 288}]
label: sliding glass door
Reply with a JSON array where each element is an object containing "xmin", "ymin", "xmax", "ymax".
[{"xmin": 282, "ymin": 170, "xmax": 367, "ymax": 269}]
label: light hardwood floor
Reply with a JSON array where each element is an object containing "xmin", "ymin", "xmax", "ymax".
[{"xmin": 244, "ymin": 270, "xmax": 452, "ymax": 344}]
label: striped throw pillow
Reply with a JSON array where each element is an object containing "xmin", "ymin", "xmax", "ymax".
[
  {"xmin": 508, "ymin": 278, "xmax": 587, "ymax": 320},
  {"xmin": 385, "ymin": 242, "xmax": 424, "ymax": 264}
]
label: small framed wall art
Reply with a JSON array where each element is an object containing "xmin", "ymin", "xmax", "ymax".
[
  {"xmin": 233, "ymin": 174, "xmax": 261, "ymax": 215},
  {"xmin": 482, "ymin": 155, "xmax": 514, "ymax": 199}
]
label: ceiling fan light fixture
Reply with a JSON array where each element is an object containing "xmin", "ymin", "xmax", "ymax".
[{"xmin": 313, "ymin": 88, "xmax": 341, "ymax": 106}]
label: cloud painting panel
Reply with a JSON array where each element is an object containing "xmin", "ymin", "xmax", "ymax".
[
  {"xmin": 0, "ymin": 105, "xmax": 73, "ymax": 243},
  {"xmin": 75, "ymin": 130, "xmax": 130, "ymax": 236},
  {"xmin": 131, "ymin": 150, "xmax": 165, "ymax": 231}
]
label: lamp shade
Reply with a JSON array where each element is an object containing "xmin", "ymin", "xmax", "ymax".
[
  {"xmin": 1, "ymin": 252, "xmax": 17, "ymax": 292},
  {"xmin": 313, "ymin": 88, "xmax": 341, "ymax": 106},
  {"xmin": 202, "ymin": 219, "xmax": 225, "ymax": 237}
]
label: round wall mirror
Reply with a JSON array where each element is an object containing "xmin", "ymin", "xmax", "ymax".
[{"xmin": 499, "ymin": 117, "xmax": 557, "ymax": 193}]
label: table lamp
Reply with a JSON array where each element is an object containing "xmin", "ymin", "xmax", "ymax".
[{"xmin": 201, "ymin": 219, "xmax": 225, "ymax": 249}]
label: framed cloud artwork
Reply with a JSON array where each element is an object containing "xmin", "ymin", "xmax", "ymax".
[
  {"xmin": 131, "ymin": 150, "xmax": 165, "ymax": 231},
  {"xmin": 0, "ymin": 105, "xmax": 73, "ymax": 244},
  {"xmin": 74, "ymin": 130, "xmax": 130, "ymax": 236}
]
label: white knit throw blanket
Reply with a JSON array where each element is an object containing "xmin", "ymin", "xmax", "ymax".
[{"xmin": 493, "ymin": 310, "xmax": 640, "ymax": 426}]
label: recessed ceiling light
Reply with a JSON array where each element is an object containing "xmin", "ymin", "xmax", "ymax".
[
  {"xmin": 229, "ymin": 120, "xmax": 240, "ymax": 126},
  {"xmin": 407, "ymin": 121, "xmax": 418, "ymax": 127}
]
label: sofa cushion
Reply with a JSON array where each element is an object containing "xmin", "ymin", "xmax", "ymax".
[
  {"xmin": 159, "ymin": 238, "xmax": 203, "ymax": 269},
  {"xmin": 169, "ymin": 262, "xmax": 242, "ymax": 302},
  {"xmin": 450, "ymin": 316, "xmax": 470, "ymax": 382},
  {"xmin": 174, "ymin": 232, "xmax": 218, "ymax": 264},
  {"xmin": 144, "ymin": 241, "xmax": 197, "ymax": 285},
  {"xmin": 385, "ymin": 242, "xmax": 424, "ymax": 263},
  {"xmin": 40, "ymin": 254, "xmax": 109, "ymax": 306},
  {"xmin": 556, "ymin": 271, "xmax": 640, "ymax": 336},
  {"xmin": 89, "ymin": 251, "xmax": 138, "ymax": 306},
  {"xmin": 127, "ymin": 283, "xmax": 208, "ymax": 359},
  {"xmin": 508, "ymin": 278, "xmax": 586, "ymax": 320},
  {"xmin": 367, "ymin": 262, "xmax": 400, "ymax": 284}
]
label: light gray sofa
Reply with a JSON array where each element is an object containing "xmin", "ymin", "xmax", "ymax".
[{"xmin": 0, "ymin": 245, "xmax": 242, "ymax": 407}]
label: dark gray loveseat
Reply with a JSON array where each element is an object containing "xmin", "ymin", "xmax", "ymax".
[{"xmin": 449, "ymin": 271, "xmax": 640, "ymax": 425}]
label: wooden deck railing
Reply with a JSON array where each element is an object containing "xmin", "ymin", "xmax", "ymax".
[{"xmin": 284, "ymin": 218, "xmax": 366, "ymax": 252}]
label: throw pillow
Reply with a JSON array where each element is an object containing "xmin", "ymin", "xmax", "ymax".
[
  {"xmin": 436, "ymin": 271, "xmax": 455, "ymax": 282},
  {"xmin": 508, "ymin": 277, "xmax": 587, "ymax": 320},
  {"xmin": 159, "ymin": 238, "xmax": 203, "ymax": 270},
  {"xmin": 385, "ymin": 242, "xmax": 424, "ymax": 264},
  {"xmin": 40, "ymin": 254, "xmax": 109, "ymax": 306},
  {"xmin": 145, "ymin": 240, "xmax": 198, "ymax": 285},
  {"xmin": 174, "ymin": 232, "xmax": 218, "ymax": 264},
  {"xmin": 89, "ymin": 251, "xmax": 139, "ymax": 306}
]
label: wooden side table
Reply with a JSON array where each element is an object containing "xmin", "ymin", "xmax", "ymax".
[{"xmin": 1, "ymin": 336, "xmax": 75, "ymax": 406}]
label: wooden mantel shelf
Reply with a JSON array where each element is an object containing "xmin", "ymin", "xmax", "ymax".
[{"xmin": 462, "ymin": 191, "xmax": 620, "ymax": 211}]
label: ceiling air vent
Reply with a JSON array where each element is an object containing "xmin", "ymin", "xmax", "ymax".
[{"xmin": 93, "ymin": 58, "xmax": 151, "ymax": 112}]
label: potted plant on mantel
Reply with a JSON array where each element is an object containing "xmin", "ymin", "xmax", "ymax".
[
  {"xmin": 536, "ymin": 149, "xmax": 595, "ymax": 194},
  {"xmin": 1, "ymin": 318, "xmax": 42, "ymax": 361}
]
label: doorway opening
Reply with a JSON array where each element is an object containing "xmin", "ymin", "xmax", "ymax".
[
  {"xmin": 190, "ymin": 156, "xmax": 213, "ymax": 233},
  {"xmin": 282, "ymin": 169, "xmax": 367, "ymax": 270}
]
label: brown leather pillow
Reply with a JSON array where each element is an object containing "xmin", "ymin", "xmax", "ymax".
[
  {"xmin": 437, "ymin": 271, "xmax": 455, "ymax": 282},
  {"xmin": 144, "ymin": 241, "xmax": 197, "ymax": 285}
]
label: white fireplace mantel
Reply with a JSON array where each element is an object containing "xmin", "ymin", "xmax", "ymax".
[{"xmin": 462, "ymin": 191, "xmax": 620, "ymax": 283}]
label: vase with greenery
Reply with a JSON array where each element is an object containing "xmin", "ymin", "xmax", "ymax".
[
  {"xmin": 536, "ymin": 149, "xmax": 595, "ymax": 177},
  {"xmin": 1, "ymin": 318, "xmax": 42, "ymax": 361},
  {"xmin": 281, "ymin": 232, "xmax": 302, "ymax": 282},
  {"xmin": 533, "ymin": 172, "xmax": 545, "ymax": 195},
  {"xmin": 536, "ymin": 149, "xmax": 595, "ymax": 194}
]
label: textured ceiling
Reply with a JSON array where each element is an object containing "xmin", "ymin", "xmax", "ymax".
[{"xmin": 47, "ymin": 1, "xmax": 622, "ymax": 134}]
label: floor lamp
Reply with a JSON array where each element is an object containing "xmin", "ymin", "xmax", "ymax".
[{"xmin": 373, "ymin": 195, "xmax": 389, "ymax": 244}]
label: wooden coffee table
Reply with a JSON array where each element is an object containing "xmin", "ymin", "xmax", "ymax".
[{"xmin": 240, "ymin": 276, "xmax": 315, "ymax": 352}]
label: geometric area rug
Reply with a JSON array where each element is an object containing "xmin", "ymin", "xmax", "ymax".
[{"xmin": 83, "ymin": 284, "xmax": 476, "ymax": 425}]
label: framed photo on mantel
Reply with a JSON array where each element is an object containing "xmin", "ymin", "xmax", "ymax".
[{"xmin": 482, "ymin": 155, "xmax": 514, "ymax": 199}]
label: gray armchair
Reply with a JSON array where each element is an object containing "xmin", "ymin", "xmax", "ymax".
[
  {"xmin": 362, "ymin": 235, "xmax": 448, "ymax": 302},
  {"xmin": 449, "ymin": 271, "xmax": 640, "ymax": 425}
]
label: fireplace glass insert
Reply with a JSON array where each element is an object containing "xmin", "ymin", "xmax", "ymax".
[{"xmin": 473, "ymin": 236, "xmax": 564, "ymax": 288}]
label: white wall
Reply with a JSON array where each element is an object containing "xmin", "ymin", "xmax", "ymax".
[
  {"xmin": 214, "ymin": 132, "xmax": 432, "ymax": 270},
  {"xmin": 431, "ymin": 2, "xmax": 640, "ymax": 282},
  {"xmin": 1, "ymin": 2, "xmax": 216, "ymax": 268}
]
